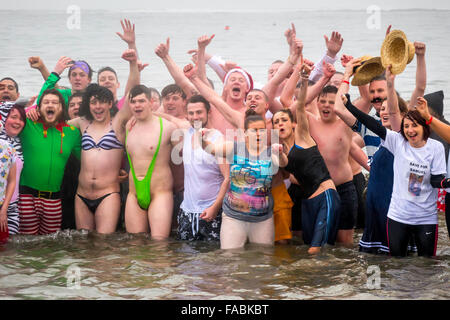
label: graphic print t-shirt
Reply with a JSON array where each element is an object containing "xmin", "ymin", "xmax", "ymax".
[
  {"xmin": 382, "ymin": 130, "xmax": 446, "ymax": 225},
  {"xmin": 222, "ymin": 142, "xmax": 274, "ymax": 222}
]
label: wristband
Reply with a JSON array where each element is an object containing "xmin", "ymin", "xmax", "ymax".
[
  {"xmin": 426, "ymin": 116, "xmax": 433, "ymax": 125},
  {"xmin": 341, "ymin": 80, "xmax": 350, "ymax": 85}
]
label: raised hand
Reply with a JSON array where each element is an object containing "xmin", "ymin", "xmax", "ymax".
[
  {"xmin": 53, "ymin": 56, "xmax": 73, "ymax": 75},
  {"xmin": 116, "ymin": 19, "xmax": 136, "ymax": 45},
  {"xmin": 121, "ymin": 49, "xmax": 138, "ymax": 62},
  {"xmin": 385, "ymin": 64, "xmax": 396, "ymax": 86},
  {"xmin": 219, "ymin": 61, "xmax": 238, "ymax": 74},
  {"xmin": 414, "ymin": 41, "xmax": 426, "ymax": 56},
  {"xmin": 325, "ymin": 31, "xmax": 344, "ymax": 58},
  {"xmin": 187, "ymin": 49, "xmax": 198, "ymax": 65},
  {"xmin": 183, "ymin": 63, "xmax": 197, "ymax": 79},
  {"xmin": 137, "ymin": 60, "xmax": 149, "ymax": 72},
  {"xmin": 322, "ymin": 62, "xmax": 336, "ymax": 79},
  {"xmin": 285, "ymin": 23, "xmax": 297, "ymax": 54},
  {"xmin": 340, "ymin": 54, "xmax": 354, "ymax": 68},
  {"xmin": 416, "ymin": 97, "xmax": 431, "ymax": 121},
  {"xmin": 28, "ymin": 56, "xmax": 44, "ymax": 70},
  {"xmin": 155, "ymin": 38, "xmax": 170, "ymax": 59},
  {"xmin": 343, "ymin": 57, "xmax": 362, "ymax": 78},
  {"xmin": 198, "ymin": 34, "xmax": 215, "ymax": 49}
]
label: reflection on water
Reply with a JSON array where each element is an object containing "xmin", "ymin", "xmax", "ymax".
[{"xmin": 0, "ymin": 217, "xmax": 449, "ymax": 300}]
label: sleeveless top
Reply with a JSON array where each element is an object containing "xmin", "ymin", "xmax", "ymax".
[{"xmin": 285, "ymin": 144, "xmax": 331, "ymax": 199}]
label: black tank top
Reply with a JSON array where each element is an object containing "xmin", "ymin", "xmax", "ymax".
[{"xmin": 285, "ymin": 144, "xmax": 331, "ymax": 199}]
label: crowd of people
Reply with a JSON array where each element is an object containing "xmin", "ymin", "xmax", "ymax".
[{"xmin": 0, "ymin": 19, "xmax": 449, "ymax": 258}]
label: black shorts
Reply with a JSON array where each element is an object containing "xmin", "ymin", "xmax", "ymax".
[
  {"xmin": 336, "ymin": 181, "xmax": 358, "ymax": 230},
  {"xmin": 177, "ymin": 208, "xmax": 222, "ymax": 241}
]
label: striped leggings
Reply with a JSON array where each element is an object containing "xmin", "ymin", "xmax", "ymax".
[
  {"xmin": 4, "ymin": 199, "xmax": 20, "ymax": 235},
  {"xmin": 19, "ymin": 194, "xmax": 62, "ymax": 235}
]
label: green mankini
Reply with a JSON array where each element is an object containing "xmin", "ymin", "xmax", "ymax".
[{"xmin": 19, "ymin": 119, "xmax": 81, "ymax": 192}]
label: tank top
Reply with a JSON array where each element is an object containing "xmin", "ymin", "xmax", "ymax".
[{"xmin": 285, "ymin": 144, "xmax": 331, "ymax": 199}]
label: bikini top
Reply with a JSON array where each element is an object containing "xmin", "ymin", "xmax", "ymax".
[{"xmin": 81, "ymin": 121, "xmax": 124, "ymax": 151}]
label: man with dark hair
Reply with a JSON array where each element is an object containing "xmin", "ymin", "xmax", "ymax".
[
  {"xmin": 18, "ymin": 89, "xmax": 81, "ymax": 235},
  {"xmin": 124, "ymin": 84, "xmax": 178, "ymax": 239},
  {"xmin": 306, "ymin": 85, "xmax": 369, "ymax": 245},
  {"xmin": 0, "ymin": 77, "xmax": 20, "ymax": 103}
]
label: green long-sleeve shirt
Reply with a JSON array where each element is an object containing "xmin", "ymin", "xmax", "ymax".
[
  {"xmin": 36, "ymin": 72, "xmax": 72, "ymax": 107},
  {"xmin": 19, "ymin": 119, "xmax": 81, "ymax": 192}
]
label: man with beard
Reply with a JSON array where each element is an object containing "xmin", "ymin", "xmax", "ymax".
[
  {"xmin": 19, "ymin": 89, "xmax": 81, "ymax": 235},
  {"xmin": 154, "ymin": 95, "xmax": 229, "ymax": 241}
]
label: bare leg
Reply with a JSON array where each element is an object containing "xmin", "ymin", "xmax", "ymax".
[
  {"xmin": 148, "ymin": 191, "xmax": 173, "ymax": 240},
  {"xmin": 336, "ymin": 229, "xmax": 354, "ymax": 245},
  {"xmin": 95, "ymin": 193, "xmax": 121, "ymax": 234},
  {"xmin": 75, "ymin": 195, "xmax": 95, "ymax": 231},
  {"xmin": 125, "ymin": 193, "xmax": 149, "ymax": 233}
]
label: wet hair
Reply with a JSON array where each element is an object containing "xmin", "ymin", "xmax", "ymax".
[
  {"xmin": 318, "ymin": 85, "xmax": 338, "ymax": 99},
  {"xmin": 68, "ymin": 60, "xmax": 93, "ymax": 79},
  {"xmin": 97, "ymin": 66, "xmax": 118, "ymax": 82},
  {"xmin": 246, "ymin": 89, "xmax": 269, "ymax": 102},
  {"xmin": 334, "ymin": 71, "xmax": 344, "ymax": 76},
  {"xmin": 79, "ymin": 84, "xmax": 114, "ymax": 120},
  {"xmin": 400, "ymin": 109, "xmax": 431, "ymax": 141},
  {"xmin": 0, "ymin": 77, "xmax": 19, "ymax": 92},
  {"xmin": 68, "ymin": 92, "xmax": 84, "ymax": 104},
  {"xmin": 148, "ymin": 87, "xmax": 161, "ymax": 103},
  {"xmin": 272, "ymin": 109, "xmax": 295, "ymax": 125},
  {"xmin": 187, "ymin": 95, "xmax": 211, "ymax": 113},
  {"xmin": 5, "ymin": 104, "xmax": 26, "ymax": 133},
  {"xmin": 244, "ymin": 109, "xmax": 265, "ymax": 130},
  {"xmin": 161, "ymin": 84, "xmax": 186, "ymax": 100},
  {"xmin": 38, "ymin": 89, "xmax": 68, "ymax": 122},
  {"xmin": 129, "ymin": 84, "xmax": 153, "ymax": 102}
]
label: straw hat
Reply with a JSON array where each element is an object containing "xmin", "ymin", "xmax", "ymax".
[
  {"xmin": 381, "ymin": 30, "xmax": 414, "ymax": 74},
  {"xmin": 351, "ymin": 56, "xmax": 385, "ymax": 86}
]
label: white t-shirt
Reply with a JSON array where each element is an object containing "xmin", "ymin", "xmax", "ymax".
[
  {"xmin": 382, "ymin": 130, "xmax": 447, "ymax": 225},
  {"xmin": 180, "ymin": 127, "xmax": 225, "ymax": 213}
]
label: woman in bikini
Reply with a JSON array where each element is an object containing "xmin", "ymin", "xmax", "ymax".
[{"xmin": 69, "ymin": 84, "xmax": 132, "ymax": 233}]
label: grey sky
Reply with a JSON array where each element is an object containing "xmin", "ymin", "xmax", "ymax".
[{"xmin": 3, "ymin": 0, "xmax": 450, "ymax": 11}]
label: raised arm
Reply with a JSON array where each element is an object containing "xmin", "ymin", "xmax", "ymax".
[
  {"xmin": 416, "ymin": 97, "xmax": 450, "ymax": 143},
  {"xmin": 263, "ymin": 37, "xmax": 303, "ymax": 113},
  {"xmin": 28, "ymin": 56, "xmax": 54, "ymax": 85},
  {"xmin": 184, "ymin": 63, "xmax": 243, "ymax": 129},
  {"xmin": 295, "ymin": 61, "xmax": 314, "ymax": 142},
  {"xmin": 309, "ymin": 31, "xmax": 343, "ymax": 82},
  {"xmin": 197, "ymin": 34, "xmax": 215, "ymax": 88},
  {"xmin": 121, "ymin": 49, "xmax": 140, "ymax": 100},
  {"xmin": 155, "ymin": 38, "xmax": 198, "ymax": 99},
  {"xmin": 334, "ymin": 58, "xmax": 362, "ymax": 127},
  {"xmin": 305, "ymin": 62, "xmax": 335, "ymax": 105},
  {"xmin": 408, "ymin": 42, "xmax": 426, "ymax": 108},
  {"xmin": 342, "ymin": 94, "xmax": 387, "ymax": 140},
  {"xmin": 385, "ymin": 65, "xmax": 402, "ymax": 132},
  {"xmin": 36, "ymin": 56, "xmax": 72, "ymax": 105},
  {"xmin": 116, "ymin": 19, "xmax": 138, "ymax": 57}
]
